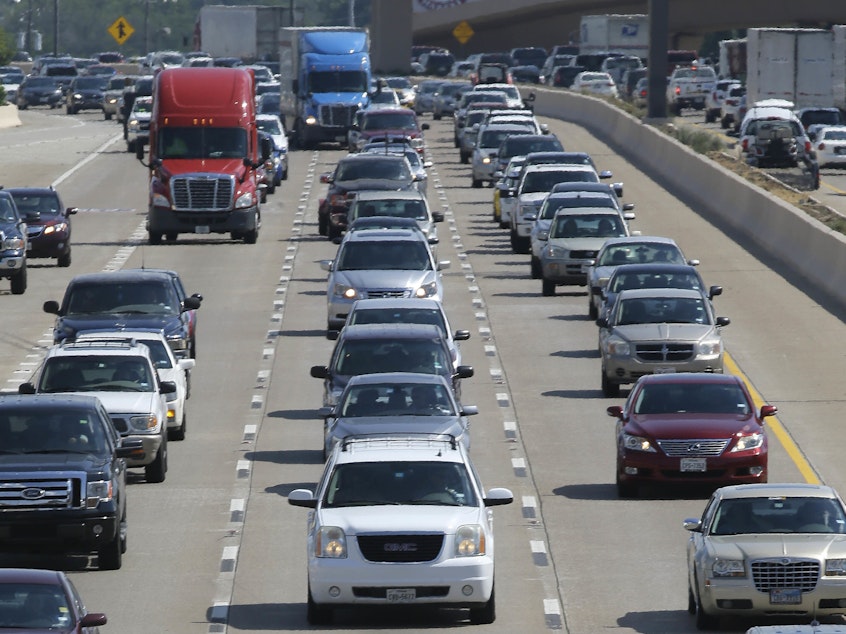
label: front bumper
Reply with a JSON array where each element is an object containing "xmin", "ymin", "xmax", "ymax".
[
  {"xmin": 698, "ymin": 576, "xmax": 846, "ymax": 617},
  {"xmin": 618, "ymin": 450, "xmax": 766, "ymax": 487},
  {"xmin": 147, "ymin": 204, "xmax": 259, "ymax": 235},
  {"xmin": 541, "ymin": 257, "xmax": 589, "ymax": 285},
  {"xmin": 0, "ymin": 510, "xmax": 119, "ymax": 551},
  {"xmin": 0, "ymin": 253, "xmax": 25, "ymax": 277},
  {"xmin": 603, "ymin": 355, "xmax": 724, "ymax": 386},
  {"xmin": 123, "ymin": 433, "xmax": 163, "ymax": 468}
]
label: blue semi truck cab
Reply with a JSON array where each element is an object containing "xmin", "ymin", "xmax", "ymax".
[{"xmin": 279, "ymin": 27, "xmax": 371, "ymax": 150}]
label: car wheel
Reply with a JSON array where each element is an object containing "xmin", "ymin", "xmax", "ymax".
[
  {"xmin": 695, "ymin": 585, "xmax": 719, "ymax": 630},
  {"xmin": 541, "ymin": 277, "xmax": 555, "ymax": 297},
  {"xmin": 704, "ymin": 109, "xmax": 715, "ymax": 123},
  {"xmin": 601, "ymin": 371, "xmax": 620, "ymax": 397},
  {"xmin": 10, "ymin": 266, "xmax": 26, "ymax": 295},
  {"xmin": 433, "ymin": 112, "xmax": 441, "ymax": 120},
  {"xmin": 98, "ymin": 531, "xmax": 123, "ymax": 570},
  {"xmin": 471, "ymin": 177, "xmax": 482, "ymax": 188},
  {"xmin": 588, "ymin": 293, "xmax": 598, "ymax": 319},
  {"xmin": 126, "ymin": 140, "xmax": 134, "ymax": 153},
  {"xmin": 104, "ymin": 111, "xmax": 112, "ymax": 120},
  {"xmin": 243, "ymin": 228, "xmax": 258, "ymax": 244},
  {"xmin": 145, "ymin": 438, "xmax": 167, "ymax": 483},
  {"xmin": 169, "ymin": 409, "xmax": 186, "ymax": 441},
  {"xmin": 281, "ymin": 168, "xmax": 288, "ymax": 181},
  {"xmin": 469, "ymin": 584, "xmax": 496, "ymax": 624},
  {"xmin": 720, "ymin": 116, "xmax": 729, "ymax": 129},
  {"xmin": 687, "ymin": 584, "xmax": 697, "ymax": 615},
  {"xmin": 318, "ymin": 214, "xmax": 328, "ymax": 236},
  {"xmin": 460, "ymin": 151, "xmax": 469, "ymax": 164},
  {"xmin": 616, "ymin": 469, "xmax": 637, "ymax": 498},
  {"xmin": 509, "ymin": 229, "xmax": 520, "ymax": 253},
  {"xmin": 149, "ymin": 232, "xmax": 163, "ymax": 245},
  {"xmin": 57, "ymin": 249, "xmax": 71, "ymax": 268},
  {"xmin": 166, "ymin": 232, "xmax": 178, "ymax": 242},
  {"xmin": 307, "ymin": 587, "xmax": 333, "ymax": 625},
  {"xmin": 531, "ymin": 256, "xmax": 541, "ymax": 279}
]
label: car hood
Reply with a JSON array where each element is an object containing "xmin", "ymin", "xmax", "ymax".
[
  {"xmin": 546, "ymin": 236, "xmax": 610, "ymax": 251},
  {"xmin": 320, "ymin": 505, "xmax": 481, "ymax": 535},
  {"xmin": 64, "ymin": 390, "xmax": 160, "ymax": 414},
  {"xmin": 627, "ymin": 414, "xmax": 761, "ymax": 439},
  {"xmin": 332, "ymin": 415, "xmax": 465, "ymax": 439},
  {"xmin": 58, "ymin": 314, "xmax": 180, "ymax": 336},
  {"xmin": 334, "ymin": 269, "xmax": 435, "ymax": 291},
  {"xmin": 310, "ymin": 92, "xmax": 367, "ymax": 106},
  {"xmin": 162, "ymin": 158, "xmax": 249, "ymax": 177},
  {"xmin": 331, "ymin": 179, "xmax": 414, "ymax": 193},
  {"xmin": 707, "ymin": 534, "xmax": 846, "ymax": 559},
  {"xmin": 612, "ymin": 323, "xmax": 717, "ymax": 342},
  {"xmin": 360, "ymin": 128, "xmax": 421, "ymax": 140},
  {"xmin": 0, "ymin": 453, "xmax": 109, "ymax": 472},
  {"xmin": 518, "ymin": 192, "xmax": 549, "ymax": 205}
]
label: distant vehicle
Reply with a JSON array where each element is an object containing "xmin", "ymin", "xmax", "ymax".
[
  {"xmin": 65, "ymin": 75, "xmax": 107, "ymax": 114},
  {"xmin": 96, "ymin": 51, "xmax": 124, "ymax": 63},
  {"xmin": 572, "ymin": 71, "xmax": 618, "ymax": 98},
  {"xmin": 0, "ymin": 190, "xmax": 27, "ymax": 294},
  {"xmin": 6, "ymin": 186, "xmax": 76, "ymax": 268}
]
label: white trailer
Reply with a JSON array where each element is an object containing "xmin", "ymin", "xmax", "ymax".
[
  {"xmin": 834, "ymin": 25, "xmax": 846, "ymax": 112},
  {"xmin": 579, "ymin": 14, "xmax": 649, "ymax": 60},
  {"xmin": 746, "ymin": 28, "xmax": 834, "ymax": 108},
  {"xmin": 197, "ymin": 5, "xmax": 288, "ymax": 62},
  {"xmin": 718, "ymin": 38, "xmax": 746, "ymax": 80}
]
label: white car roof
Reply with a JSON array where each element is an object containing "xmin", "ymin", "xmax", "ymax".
[{"xmin": 331, "ymin": 435, "xmax": 466, "ymax": 466}]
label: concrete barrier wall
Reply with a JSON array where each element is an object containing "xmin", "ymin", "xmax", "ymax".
[{"xmin": 531, "ymin": 88, "xmax": 846, "ymax": 307}]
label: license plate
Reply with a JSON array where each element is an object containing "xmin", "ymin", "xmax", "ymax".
[
  {"xmin": 680, "ymin": 458, "xmax": 707, "ymax": 472},
  {"xmin": 194, "ymin": 225, "xmax": 210, "ymax": 234},
  {"xmin": 770, "ymin": 588, "xmax": 802, "ymax": 604},
  {"xmin": 386, "ymin": 588, "xmax": 416, "ymax": 602},
  {"xmin": 654, "ymin": 367, "xmax": 676, "ymax": 374}
]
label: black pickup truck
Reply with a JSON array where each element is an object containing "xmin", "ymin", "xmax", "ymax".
[{"xmin": 0, "ymin": 394, "xmax": 143, "ymax": 569}]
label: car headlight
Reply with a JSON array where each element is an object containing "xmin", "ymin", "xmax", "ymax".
[
  {"xmin": 153, "ymin": 193, "xmax": 170, "ymax": 208},
  {"xmin": 697, "ymin": 338, "xmax": 723, "ymax": 356},
  {"xmin": 826, "ymin": 559, "xmax": 846, "ymax": 576},
  {"xmin": 545, "ymin": 245, "xmax": 567, "ymax": 258},
  {"xmin": 128, "ymin": 414, "xmax": 159, "ymax": 432},
  {"xmin": 605, "ymin": 337, "xmax": 631, "ymax": 356},
  {"xmin": 711, "ymin": 559, "xmax": 745, "ymax": 577},
  {"xmin": 86, "ymin": 480, "xmax": 113, "ymax": 508},
  {"xmin": 622, "ymin": 433, "xmax": 655, "ymax": 452},
  {"xmin": 235, "ymin": 191, "xmax": 255, "ymax": 209},
  {"xmin": 129, "ymin": 120, "xmax": 140, "ymax": 131},
  {"xmin": 415, "ymin": 281, "xmax": 438, "ymax": 298},
  {"xmin": 731, "ymin": 433, "xmax": 764, "ymax": 452},
  {"xmin": 333, "ymin": 284, "xmax": 358, "ymax": 300},
  {"xmin": 2, "ymin": 235, "xmax": 25, "ymax": 250},
  {"xmin": 73, "ymin": 92, "xmax": 82, "ymax": 100},
  {"xmin": 316, "ymin": 526, "xmax": 347, "ymax": 558},
  {"xmin": 521, "ymin": 205, "xmax": 538, "ymax": 218},
  {"xmin": 455, "ymin": 524, "xmax": 485, "ymax": 556},
  {"xmin": 166, "ymin": 332, "xmax": 188, "ymax": 352},
  {"xmin": 42, "ymin": 222, "xmax": 68, "ymax": 235},
  {"xmin": 410, "ymin": 137, "xmax": 424, "ymax": 149},
  {"xmin": 305, "ymin": 115, "xmax": 317, "ymax": 125},
  {"xmin": 482, "ymin": 156, "xmax": 491, "ymax": 164}
]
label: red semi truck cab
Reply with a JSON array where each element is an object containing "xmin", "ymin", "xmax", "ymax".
[{"xmin": 139, "ymin": 67, "xmax": 265, "ymax": 244}]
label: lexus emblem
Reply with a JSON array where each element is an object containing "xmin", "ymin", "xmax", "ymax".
[
  {"xmin": 688, "ymin": 443, "xmax": 702, "ymax": 452},
  {"xmin": 21, "ymin": 488, "xmax": 46, "ymax": 500}
]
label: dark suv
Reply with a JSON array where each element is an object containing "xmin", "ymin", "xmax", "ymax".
[
  {"xmin": 0, "ymin": 190, "xmax": 27, "ymax": 294},
  {"xmin": 15, "ymin": 76, "xmax": 63, "ymax": 109},
  {"xmin": 65, "ymin": 75, "xmax": 108, "ymax": 114},
  {"xmin": 43, "ymin": 268, "xmax": 202, "ymax": 358},
  {"xmin": 6, "ymin": 187, "xmax": 76, "ymax": 267},
  {"xmin": 0, "ymin": 394, "xmax": 143, "ymax": 569}
]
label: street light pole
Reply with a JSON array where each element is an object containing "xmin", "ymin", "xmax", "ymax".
[
  {"xmin": 144, "ymin": 0, "xmax": 149, "ymax": 55},
  {"xmin": 52, "ymin": 0, "xmax": 57, "ymax": 55}
]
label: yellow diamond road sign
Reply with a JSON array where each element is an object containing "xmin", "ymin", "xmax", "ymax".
[
  {"xmin": 453, "ymin": 20, "xmax": 474, "ymax": 45},
  {"xmin": 108, "ymin": 17, "xmax": 134, "ymax": 46}
]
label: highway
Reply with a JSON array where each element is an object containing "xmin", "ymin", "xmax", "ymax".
[{"xmin": 0, "ymin": 104, "xmax": 844, "ymax": 633}]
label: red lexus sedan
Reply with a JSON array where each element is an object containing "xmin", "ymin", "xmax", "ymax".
[
  {"xmin": 0, "ymin": 568, "xmax": 107, "ymax": 631},
  {"xmin": 607, "ymin": 373, "xmax": 777, "ymax": 498}
]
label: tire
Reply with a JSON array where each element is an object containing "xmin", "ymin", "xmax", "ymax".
[
  {"xmin": 433, "ymin": 112, "xmax": 441, "ymax": 120},
  {"xmin": 165, "ymin": 232, "xmax": 178, "ymax": 242},
  {"xmin": 469, "ymin": 585, "xmax": 496, "ymax": 624},
  {"xmin": 307, "ymin": 588, "xmax": 332, "ymax": 625},
  {"xmin": 318, "ymin": 213, "xmax": 328, "ymax": 236},
  {"xmin": 616, "ymin": 470, "xmax": 637, "ymax": 498},
  {"xmin": 704, "ymin": 109, "xmax": 715, "ymax": 123},
  {"xmin": 281, "ymin": 168, "xmax": 288, "ymax": 181},
  {"xmin": 695, "ymin": 589, "xmax": 718, "ymax": 630},
  {"xmin": 601, "ymin": 371, "xmax": 620, "ymax": 398},
  {"xmin": 57, "ymin": 250, "xmax": 71, "ymax": 268},
  {"xmin": 541, "ymin": 277, "xmax": 555, "ymax": 296},
  {"xmin": 460, "ymin": 151, "xmax": 469, "ymax": 164},
  {"xmin": 588, "ymin": 293, "xmax": 598, "ymax": 319},
  {"xmin": 688, "ymin": 584, "xmax": 697, "ymax": 615},
  {"xmin": 169, "ymin": 410, "xmax": 186, "ymax": 441},
  {"xmin": 471, "ymin": 177, "xmax": 482, "ymax": 188},
  {"xmin": 509, "ymin": 229, "xmax": 520, "ymax": 253},
  {"xmin": 243, "ymin": 228, "xmax": 258, "ymax": 244},
  {"xmin": 10, "ymin": 266, "xmax": 26, "ymax": 295},
  {"xmin": 327, "ymin": 224, "xmax": 341, "ymax": 241},
  {"xmin": 66, "ymin": 106, "xmax": 75, "ymax": 115},
  {"xmin": 98, "ymin": 532, "xmax": 122, "ymax": 570},
  {"xmin": 531, "ymin": 256, "xmax": 541, "ymax": 279},
  {"xmin": 149, "ymin": 232, "xmax": 163, "ymax": 245},
  {"xmin": 17, "ymin": 103, "xmax": 26, "ymax": 110},
  {"xmin": 145, "ymin": 437, "xmax": 167, "ymax": 483},
  {"xmin": 126, "ymin": 140, "xmax": 134, "ymax": 153},
  {"xmin": 105, "ymin": 111, "xmax": 112, "ymax": 120}
]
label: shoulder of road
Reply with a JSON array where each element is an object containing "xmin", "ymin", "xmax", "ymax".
[{"xmin": 0, "ymin": 104, "xmax": 21, "ymax": 129}]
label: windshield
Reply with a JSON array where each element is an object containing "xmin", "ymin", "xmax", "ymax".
[
  {"xmin": 710, "ymin": 497, "xmax": 846, "ymax": 535},
  {"xmin": 339, "ymin": 382, "xmax": 456, "ymax": 417},
  {"xmin": 616, "ymin": 296, "xmax": 709, "ymax": 325},
  {"xmin": 348, "ymin": 307, "xmax": 447, "ymax": 335},
  {"xmin": 334, "ymin": 338, "xmax": 450, "ymax": 376},
  {"xmin": 65, "ymin": 281, "xmax": 178, "ymax": 315},
  {"xmin": 549, "ymin": 214, "xmax": 625, "ymax": 239},
  {"xmin": 158, "ymin": 127, "xmax": 248, "ymax": 160},
  {"xmin": 598, "ymin": 243, "xmax": 685, "ymax": 266},
  {"xmin": 633, "ymin": 382, "xmax": 748, "ymax": 415},
  {"xmin": 0, "ymin": 582, "xmax": 77, "ymax": 628},
  {"xmin": 822, "ymin": 129, "xmax": 846, "ymax": 141},
  {"xmin": 522, "ymin": 169, "xmax": 598, "ymax": 193},
  {"xmin": 609, "ymin": 270, "xmax": 703, "ymax": 294},
  {"xmin": 385, "ymin": 77, "xmax": 411, "ymax": 89},
  {"xmin": 323, "ymin": 461, "xmax": 477, "ymax": 507},
  {"xmin": 503, "ymin": 136, "xmax": 563, "ymax": 157},
  {"xmin": 479, "ymin": 128, "xmax": 525, "ymax": 149},
  {"xmin": 335, "ymin": 158, "xmax": 411, "ymax": 181},
  {"xmin": 39, "ymin": 357, "xmax": 155, "ymax": 393},
  {"xmin": 337, "ymin": 240, "xmax": 431, "ymax": 270},
  {"xmin": 362, "ymin": 112, "xmax": 418, "ymax": 131},
  {"xmin": 308, "ymin": 70, "xmax": 368, "ymax": 93},
  {"xmin": 257, "ymin": 118, "xmax": 282, "ymax": 135},
  {"xmin": 132, "ymin": 99, "xmax": 152, "ymax": 114},
  {"xmin": 0, "ymin": 196, "xmax": 17, "ymax": 222},
  {"xmin": 540, "ymin": 196, "xmax": 615, "ymax": 219},
  {"xmin": 350, "ymin": 198, "xmax": 427, "ymax": 221},
  {"xmin": 8, "ymin": 192, "xmax": 62, "ymax": 217}
]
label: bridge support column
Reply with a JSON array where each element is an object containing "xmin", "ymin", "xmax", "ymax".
[
  {"xmin": 371, "ymin": 0, "xmax": 412, "ymax": 75},
  {"xmin": 647, "ymin": 0, "xmax": 669, "ymax": 120}
]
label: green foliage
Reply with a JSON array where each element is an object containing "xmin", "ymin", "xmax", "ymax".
[
  {"xmin": 664, "ymin": 124, "xmax": 725, "ymax": 154},
  {"xmin": 0, "ymin": 27, "xmax": 15, "ymax": 65}
]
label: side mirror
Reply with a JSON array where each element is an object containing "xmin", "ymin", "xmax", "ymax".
[
  {"xmin": 159, "ymin": 380, "xmax": 177, "ymax": 395},
  {"xmin": 622, "ymin": 203, "xmax": 635, "ymax": 211},
  {"xmin": 599, "ymin": 170, "xmax": 613, "ymax": 179},
  {"xmin": 453, "ymin": 329, "xmax": 470, "ymax": 341},
  {"xmin": 460, "ymin": 405, "xmax": 479, "ymax": 416},
  {"xmin": 288, "ymin": 489, "xmax": 317, "ymax": 509},
  {"xmin": 760, "ymin": 404, "xmax": 778, "ymax": 418},
  {"xmin": 319, "ymin": 173, "xmax": 333, "ymax": 184},
  {"xmin": 437, "ymin": 260, "xmax": 451, "ymax": 270},
  {"xmin": 708, "ymin": 285, "xmax": 723, "ymax": 299},
  {"xmin": 310, "ymin": 365, "xmax": 329, "ymax": 379},
  {"xmin": 43, "ymin": 300, "xmax": 60, "ymax": 315},
  {"xmin": 318, "ymin": 406, "xmax": 335, "ymax": 418},
  {"xmin": 421, "ymin": 123, "xmax": 430, "ymax": 130},
  {"xmin": 455, "ymin": 365, "xmax": 474, "ymax": 379},
  {"xmin": 716, "ymin": 316, "xmax": 730, "ymax": 327},
  {"xmin": 319, "ymin": 259, "xmax": 334, "ymax": 272},
  {"xmin": 595, "ymin": 317, "xmax": 609, "ymax": 328},
  {"xmin": 432, "ymin": 211, "xmax": 445, "ymax": 222},
  {"xmin": 326, "ymin": 329, "xmax": 339, "ymax": 341},
  {"xmin": 65, "ymin": 207, "xmax": 78, "ymax": 216},
  {"xmin": 18, "ymin": 382, "xmax": 35, "ymax": 394},
  {"xmin": 540, "ymin": 123, "xmax": 549, "ymax": 134},
  {"xmin": 612, "ymin": 183, "xmax": 623, "ymax": 197},
  {"xmin": 623, "ymin": 212, "xmax": 635, "ymax": 221},
  {"xmin": 606, "ymin": 405, "xmax": 624, "ymax": 419}
]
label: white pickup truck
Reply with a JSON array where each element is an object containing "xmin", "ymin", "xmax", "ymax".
[{"xmin": 666, "ymin": 65, "xmax": 718, "ymax": 115}]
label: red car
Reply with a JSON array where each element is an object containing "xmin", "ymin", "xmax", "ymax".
[
  {"xmin": 354, "ymin": 107, "xmax": 428, "ymax": 154},
  {"xmin": 0, "ymin": 568, "xmax": 107, "ymax": 632},
  {"xmin": 607, "ymin": 373, "xmax": 776, "ymax": 498},
  {"xmin": 6, "ymin": 187, "xmax": 76, "ymax": 267}
]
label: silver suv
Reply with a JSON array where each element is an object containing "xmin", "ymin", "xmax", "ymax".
[
  {"xmin": 288, "ymin": 434, "xmax": 513, "ymax": 625},
  {"xmin": 19, "ymin": 338, "xmax": 175, "ymax": 482}
]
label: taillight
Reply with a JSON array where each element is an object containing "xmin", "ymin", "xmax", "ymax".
[
  {"xmin": 805, "ymin": 141, "xmax": 811, "ymax": 154},
  {"xmin": 819, "ymin": 143, "xmax": 825, "ymax": 150},
  {"xmin": 712, "ymin": 92, "xmax": 717, "ymax": 100},
  {"xmin": 741, "ymin": 138, "xmax": 748, "ymax": 151},
  {"xmin": 675, "ymin": 86, "xmax": 680, "ymax": 95}
]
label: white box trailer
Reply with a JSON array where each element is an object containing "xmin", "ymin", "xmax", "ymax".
[
  {"xmin": 834, "ymin": 25, "xmax": 846, "ymax": 112},
  {"xmin": 197, "ymin": 5, "xmax": 288, "ymax": 62},
  {"xmin": 746, "ymin": 28, "xmax": 834, "ymax": 108},
  {"xmin": 718, "ymin": 38, "xmax": 746, "ymax": 80},
  {"xmin": 579, "ymin": 14, "xmax": 649, "ymax": 59}
]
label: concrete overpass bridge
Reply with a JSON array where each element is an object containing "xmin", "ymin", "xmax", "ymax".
[{"xmin": 409, "ymin": 0, "xmax": 846, "ymax": 54}]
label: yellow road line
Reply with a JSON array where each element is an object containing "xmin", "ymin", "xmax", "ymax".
[
  {"xmin": 821, "ymin": 178, "xmax": 846, "ymax": 195},
  {"xmin": 724, "ymin": 352, "xmax": 820, "ymax": 484}
]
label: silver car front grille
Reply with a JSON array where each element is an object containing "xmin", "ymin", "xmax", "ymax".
[
  {"xmin": 364, "ymin": 290, "xmax": 409, "ymax": 299},
  {"xmin": 751, "ymin": 558, "xmax": 820, "ymax": 592},
  {"xmin": 635, "ymin": 343, "xmax": 695, "ymax": 363},
  {"xmin": 658, "ymin": 439, "xmax": 729, "ymax": 457}
]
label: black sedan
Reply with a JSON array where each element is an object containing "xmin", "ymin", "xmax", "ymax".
[{"xmin": 15, "ymin": 76, "xmax": 62, "ymax": 109}]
